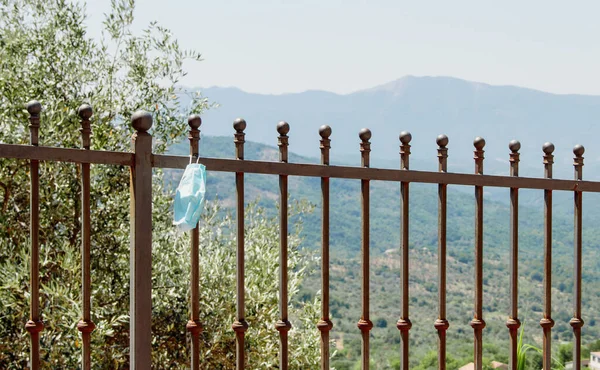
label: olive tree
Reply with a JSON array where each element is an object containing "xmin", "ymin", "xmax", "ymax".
[{"xmin": 0, "ymin": 0, "xmax": 321, "ymax": 367}]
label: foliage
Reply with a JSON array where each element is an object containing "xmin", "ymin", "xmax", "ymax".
[
  {"xmin": 151, "ymin": 199, "xmax": 322, "ymax": 369},
  {"xmin": 0, "ymin": 0, "xmax": 321, "ymax": 368}
]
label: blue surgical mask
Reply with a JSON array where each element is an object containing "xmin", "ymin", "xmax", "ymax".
[{"xmin": 173, "ymin": 162, "xmax": 206, "ymax": 232}]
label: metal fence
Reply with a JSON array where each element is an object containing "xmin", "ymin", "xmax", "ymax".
[{"xmin": 0, "ymin": 100, "xmax": 597, "ymax": 370}]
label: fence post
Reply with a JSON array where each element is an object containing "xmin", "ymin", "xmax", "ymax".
[
  {"xmin": 397, "ymin": 131, "xmax": 412, "ymax": 370},
  {"xmin": 357, "ymin": 128, "xmax": 373, "ymax": 370},
  {"xmin": 186, "ymin": 114, "xmax": 203, "ymax": 369},
  {"xmin": 129, "ymin": 111, "xmax": 153, "ymax": 369},
  {"xmin": 25, "ymin": 100, "xmax": 44, "ymax": 370},
  {"xmin": 77, "ymin": 104, "xmax": 95, "ymax": 370}
]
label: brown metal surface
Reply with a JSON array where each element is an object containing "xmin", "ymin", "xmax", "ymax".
[
  {"xmin": 129, "ymin": 111, "xmax": 154, "ymax": 369},
  {"xmin": 540, "ymin": 142, "xmax": 555, "ymax": 370},
  {"xmin": 434, "ymin": 135, "xmax": 449, "ymax": 370},
  {"xmin": 571, "ymin": 145, "xmax": 585, "ymax": 369},
  {"xmin": 151, "ymin": 154, "xmax": 600, "ymax": 192},
  {"xmin": 316, "ymin": 125, "xmax": 333, "ymax": 370},
  {"xmin": 0, "ymin": 143, "xmax": 134, "ymax": 165},
  {"xmin": 76, "ymin": 104, "xmax": 95, "ymax": 370},
  {"xmin": 24, "ymin": 101, "xmax": 44, "ymax": 370},
  {"xmin": 397, "ymin": 132, "xmax": 412, "ymax": 370},
  {"xmin": 357, "ymin": 129, "xmax": 373, "ymax": 370},
  {"xmin": 275, "ymin": 122, "xmax": 292, "ymax": 370},
  {"xmin": 470, "ymin": 137, "xmax": 486, "ymax": 370},
  {"xmin": 506, "ymin": 140, "xmax": 521, "ymax": 370},
  {"xmin": 186, "ymin": 115, "xmax": 203, "ymax": 370},
  {"xmin": 231, "ymin": 118, "xmax": 248, "ymax": 370}
]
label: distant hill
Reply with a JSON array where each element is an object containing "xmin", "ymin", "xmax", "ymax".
[
  {"xmin": 169, "ymin": 79, "xmax": 600, "ymax": 367},
  {"xmin": 190, "ymin": 76, "xmax": 600, "ymax": 181},
  {"xmin": 167, "ymin": 136, "xmax": 600, "ymax": 367}
]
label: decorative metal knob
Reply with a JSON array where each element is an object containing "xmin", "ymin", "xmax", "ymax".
[
  {"xmin": 131, "ymin": 111, "xmax": 153, "ymax": 132},
  {"xmin": 26, "ymin": 100, "xmax": 42, "ymax": 115},
  {"xmin": 509, "ymin": 140, "xmax": 521, "ymax": 153},
  {"xmin": 188, "ymin": 114, "xmax": 202, "ymax": 129},
  {"xmin": 399, "ymin": 131, "xmax": 412, "ymax": 144},
  {"xmin": 277, "ymin": 121, "xmax": 290, "ymax": 136},
  {"xmin": 436, "ymin": 134, "xmax": 449, "ymax": 148},
  {"xmin": 233, "ymin": 118, "xmax": 247, "ymax": 133},
  {"xmin": 542, "ymin": 142, "xmax": 555, "ymax": 154},
  {"xmin": 573, "ymin": 144, "xmax": 585, "ymax": 157},
  {"xmin": 474, "ymin": 137, "xmax": 486, "ymax": 150},
  {"xmin": 319, "ymin": 125, "xmax": 332, "ymax": 138},
  {"xmin": 78, "ymin": 104, "xmax": 93, "ymax": 120},
  {"xmin": 359, "ymin": 128, "xmax": 371, "ymax": 142}
]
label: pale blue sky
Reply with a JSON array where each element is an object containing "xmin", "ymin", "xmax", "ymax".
[{"xmin": 85, "ymin": 0, "xmax": 600, "ymax": 95}]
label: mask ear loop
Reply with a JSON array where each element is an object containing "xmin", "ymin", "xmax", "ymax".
[{"xmin": 196, "ymin": 155, "xmax": 201, "ymax": 164}]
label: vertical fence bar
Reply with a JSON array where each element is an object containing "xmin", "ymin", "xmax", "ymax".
[
  {"xmin": 357, "ymin": 128, "xmax": 373, "ymax": 370},
  {"xmin": 397, "ymin": 132, "xmax": 412, "ymax": 370},
  {"xmin": 186, "ymin": 115, "xmax": 203, "ymax": 369},
  {"xmin": 540, "ymin": 142, "xmax": 555, "ymax": 370},
  {"xmin": 571, "ymin": 144, "xmax": 585, "ymax": 369},
  {"xmin": 231, "ymin": 118, "xmax": 248, "ymax": 370},
  {"xmin": 470, "ymin": 137, "xmax": 486, "ymax": 370},
  {"xmin": 276, "ymin": 122, "xmax": 292, "ymax": 370},
  {"xmin": 129, "ymin": 111, "xmax": 153, "ymax": 369},
  {"xmin": 25, "ymin": 100, "xmax": 44, "ymax": 370},
  {"xmin": 76, "ymin": 104, "xmax": 95, "ymax": 370},
  {"xmin": 506, "ymin": 140, "xmax": 521, "ymax": 370},
  {"xmin": 434, "ymin": 135, "xmax": 449, "ymax": 370},
  {"xmin": 317, "ymin": 125, "xmax": 333, "ymax": 370}
]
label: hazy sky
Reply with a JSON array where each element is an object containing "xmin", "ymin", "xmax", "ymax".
[{"xmin": 85, "ymin": 0, "xmax": 600, "ymax": 95}]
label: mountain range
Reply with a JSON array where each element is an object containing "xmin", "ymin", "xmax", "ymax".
[
  {"xmin": 169, "ymin": 76, "xmax": 600, "ymax": 368},
  {"xmin": 193, "ymin": 75, "xmax": 600, "ymax": 180}
]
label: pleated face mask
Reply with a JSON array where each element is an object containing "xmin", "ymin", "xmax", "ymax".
[{"xmin": 173, "ymin": 162, "xmax": 206, "ymax": 232}]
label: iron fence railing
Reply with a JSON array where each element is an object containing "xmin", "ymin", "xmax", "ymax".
[{"xmin": 0, "ymin": 100, "xmax": 596, "ymax": 370}]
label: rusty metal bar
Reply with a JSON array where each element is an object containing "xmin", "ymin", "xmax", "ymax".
[
  {"xmin": 506, "ymin": 140, "xmax": 521, "ymax": 370},
  {"xmin": 434, "ymin": 135, "xmax": 449, "ymax": 370},
  {"xmin": 470, "ymin": 137, "xmax": 486, "ymax": 370},
  {"xmin": 357, "ymin": 128, "xmax": 373, "ymax": 370},
  {"xmin": 129, "ymin": 111, "xmax": 154, "ymax": 369},
  {"xmin": 316, "ymin": 125, "xmax": 333, "ymax": 369},
  {"xmin": 275, "ymin": 122, "xmax": 292, "ymax": 370},
  {"xmin": 186, "ymin": 115, "xmax": 203, "ymax": 369},
  {"xmin": 24, "ymin": 101, "xmax": 44, "ymax": 370},
  {"xmin": 571, "ymin": 144, "xmax": 585, "ymax": 369},
  {"xmin": 76, "ymin": 105, "xmax": 95, "ymax": 370},
  {"xmin": 540, "ymin": 142, "xmax": 555, "ymax": 370},
  {"xmin": 0, "ymin": 143, "xmax": 133, "ymax": 165},
  {"xmin": 151, "ymin": 154, "xmax": 600, "ymax": 192},
  {"xmin": 397, "ymin": 132, "xmax": 412, "ymax": 370},
  {"xmin": 231, "ymin": 118, "xmax": 248, "ymax": 370}
]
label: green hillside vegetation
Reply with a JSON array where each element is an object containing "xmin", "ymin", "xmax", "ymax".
[{"xmin": 168, "ymin": 136, "xmax": 600, "ymax": 369}]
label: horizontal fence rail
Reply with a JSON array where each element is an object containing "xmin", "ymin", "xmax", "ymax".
[
  {"xmin": 152, "ymin": 154, "xmax": 600, "ymax": 192},
  {"xmin": 0, "ymin": 100, "xmax": 596, "ymax": 370}
]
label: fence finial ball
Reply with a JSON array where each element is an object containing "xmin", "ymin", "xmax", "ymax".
[
  {"xmin": 399, "ymin": 131, "xmax": 412, "ymax": 144},
  {"xmin": 131, "ymin": 111, "xmax": 153, "ymax": 132},
  {"xmin": 277, "ymin": 121, "xmax": 290, "ymax": 136},
  {"xmin": 319, "ymin": 125, "xmax": 332, "ymax": 138},
  {"xmin": 78, "ymin": 104, "xmax": 93, "ymax": 120},
  {"xmin": 474, "ymin": 137, "xmax": 486, "ymax": 150},
  {"xmin": 573, "ymin": 144, "xmax": 585, "ymax": 157},
  {"xmin": 508, "ymin": 140, "xmax": 521, "ymax": 153},
  {"xmin": 436, "ymin": 134, "xmax": 449, "ymax": 148},
  {"xmin": 26, "ymin": 100, "xmax": 42, "ymax": 115},
  {"xmin": 359, "ymin": 128, "xmax": 371, "ymax": 142},
  {"xmin": 233, "ymin": 118, "xmax": 246, "ymax": 133},
  {"xmin": 542, "ymin": 142, "xmax": 555, "ymax": 154},
  {"xmin": 188, "ymin": 114, "xmax": 201, "ymax": 129}
]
